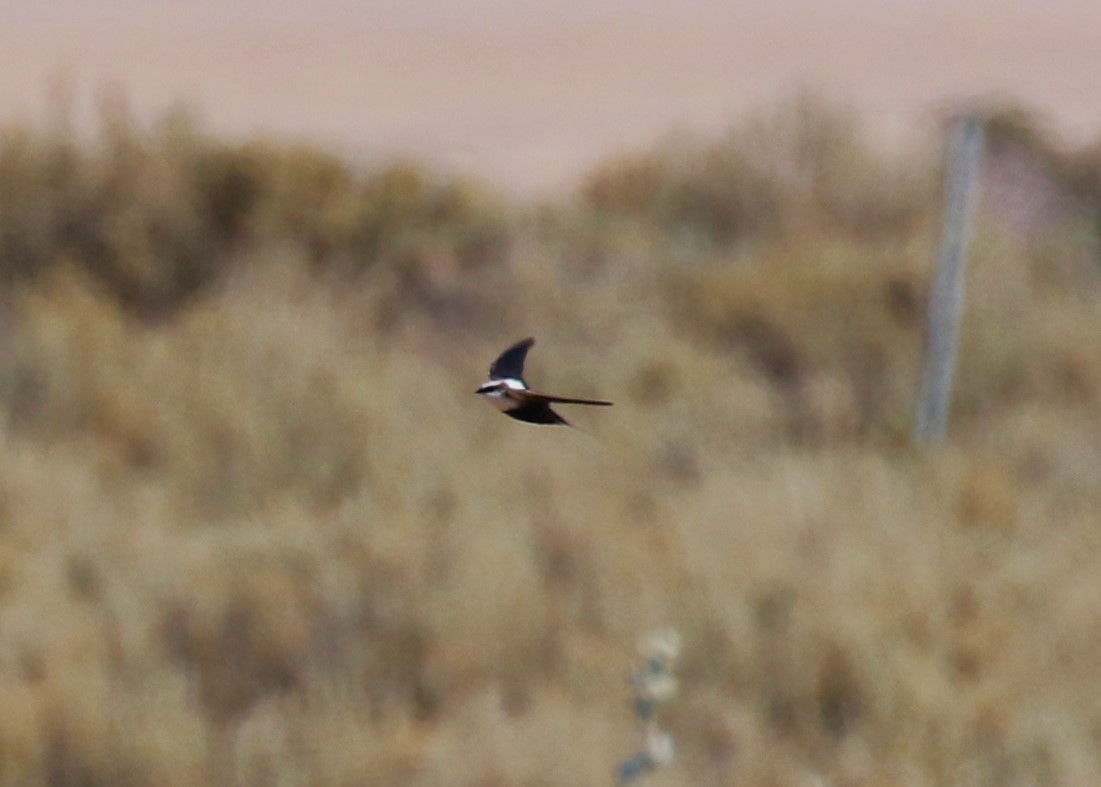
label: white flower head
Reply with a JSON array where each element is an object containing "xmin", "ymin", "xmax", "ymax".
[
  {"xmin": 645, "ymin": 725, "xmax": 676, "ymax": 767},
  {"xmin": 633, "ymin": 669, "xmax": 679, "ymax": 704},
  {"xmin": 640, "ymin": 628, "xmax": 682, "ymax": 665}
]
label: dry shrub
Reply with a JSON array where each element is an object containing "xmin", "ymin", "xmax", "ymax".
[
  {"xmin": 0, "ymin": 100, "xmax": 513, "ymax": 324},
  {"xmin": 0, "ymin": 94, "xmax": 1099, "ymax": 785},
  {"xmin": 582, "ymin": 95, "xmax": 929, "ymax": 249},
  {"xmin": 665, "ymin": 235, "xmax": 927, "ymax": 444}
]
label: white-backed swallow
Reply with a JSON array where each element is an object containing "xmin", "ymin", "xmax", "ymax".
[{"xmin": 475, "ymin": 337, "xmax": 612, "ymax": 426}]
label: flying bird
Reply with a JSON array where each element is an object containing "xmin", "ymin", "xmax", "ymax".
[{"xmin": 475, "ymin": 337, "xmax": 612, "ymax": 426}]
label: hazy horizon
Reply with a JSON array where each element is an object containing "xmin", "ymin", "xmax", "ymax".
[{"xmin": 3, "ymin": 0, "xmax": 1100, "ymax": 191}]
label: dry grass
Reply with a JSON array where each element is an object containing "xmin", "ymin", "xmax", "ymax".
[{"xmin": 1, "ymin": 96, "xmax": 1101, "ymax": 785}]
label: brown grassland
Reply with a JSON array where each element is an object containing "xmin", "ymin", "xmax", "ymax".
[{"xmin": 1, "ymin": 94, "xmax": 1101, "ymax": 785}]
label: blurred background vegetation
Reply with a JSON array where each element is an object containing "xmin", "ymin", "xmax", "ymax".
[{"xmin": 1, "ymin": 92, "xmax": 1101, "ymax": 785}]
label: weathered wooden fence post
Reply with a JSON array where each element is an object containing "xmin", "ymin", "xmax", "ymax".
[{"xmin": 914, "ymin": 114, "xmax": 985, "ymax": 444}]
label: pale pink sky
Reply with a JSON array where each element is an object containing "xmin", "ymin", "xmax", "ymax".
[{"xmin": 3, "ymin": 1, "xmax": 1100, "ymax": 192}]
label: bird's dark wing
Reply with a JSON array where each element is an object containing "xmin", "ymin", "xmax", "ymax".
[
  {"xmin": 505, "ymin": 402, "xmax": 570, "ymax": 426},
  {"xmin": 518, "ymin": 390, "xmax": 613, "ymax": 407},
  {"xmin": 489, "ymin": 337, "xmax": 535, "ymax": 382}
]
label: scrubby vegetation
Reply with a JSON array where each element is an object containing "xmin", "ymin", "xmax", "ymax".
[{"xmin": 1, "ymin": 93, "xmax": 1101, "ymax": 785}]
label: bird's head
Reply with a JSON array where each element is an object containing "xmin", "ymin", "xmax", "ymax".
[{"xmin": 475, "ymin": 381, "xmax": 507, "ymax": 396}]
